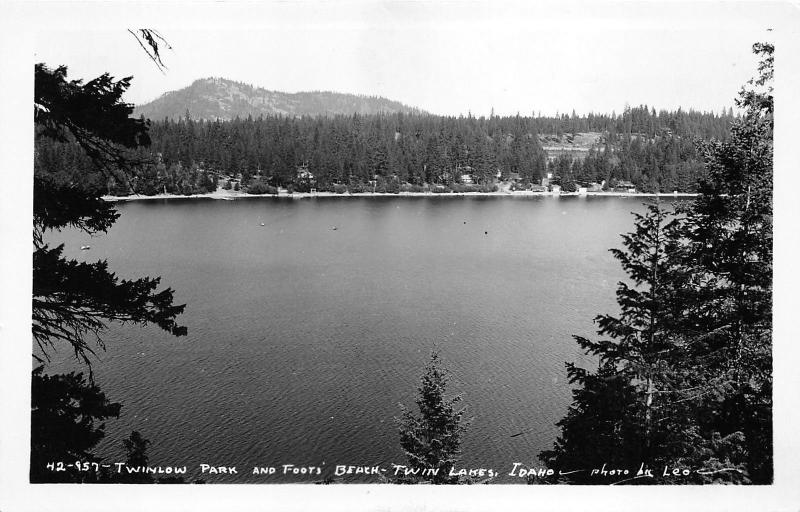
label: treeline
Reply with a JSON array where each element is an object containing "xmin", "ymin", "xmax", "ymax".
[
  {"xmin": 35, "ymin": 135, "xmax": 217, "ymax": 197},
  {"xmin": 35, "ymin": 105, "xmax": 735, "ymax": 196},
  {"xmin": 550, "ymin": 134, "xmax": 708, "ymax": 193},
  {"xmin": 536, "ymin": 105, "xmax": 735, "ymax": 140}
]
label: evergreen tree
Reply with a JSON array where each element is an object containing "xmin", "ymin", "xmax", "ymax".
[
  {"xmin": 397, "ymin": 352, "xmax": 470, "ymax": 484},
  {"xmin": 672, "ymin": 42, "xmax": 773, "ymax": 483},
  {"xmin": 52, "ymin": 104, "xmax": 733, "ymax": 195},
  {"xmin": 116, "ymin": 431, "xmax": 158, "ymax": 483},
  {"xmin": 33, "ymin": 64, "xmax": 187, "ymax": 364},
  {"xmin": 538, "ymin": 204, "xmax": 737, "ymax": 483},
  {"xmin": 540, "ymin": 42, "xmax": 773, "ymax": 485},
  {"xmin": 32, "ymin": 60, "xmax": 186, "ymax": 482},
  {"xmin": 30, "ymin": 366, "xmax": 121, "ymax": 483}
]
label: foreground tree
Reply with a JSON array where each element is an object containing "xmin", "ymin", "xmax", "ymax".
[
  {"xmin": 30, "ymin": 367, "xmax": 121, "ymax": 483},
  {"xmin": 397, "ymin": 352, "xmax": 470, "ymax": 484},
  {"xmin": 32, "ymin": 61, "xmax": 187, "ymax": 482},
  {"xmin": 540, "ymin": 205, "xmax": 715, "ymax": 483},
  {"xmin": 33, "ymin": 64, "xmax": 187, "ymax": 364},
  {"xmin": 541, "ymin": 43, "xmax": 773, "ymax": 484},
  {"xmin": 675, "ymin": 42, "xmax": 773, "ymax": 483}
]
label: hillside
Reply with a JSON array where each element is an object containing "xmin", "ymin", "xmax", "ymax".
[
  {"xmin": 133, "ymin": 77, "xmax": 423, "ymax": 120},
  {"xmin": 538, "ymin": 132, "xmax": 605, "ymax": 162}
]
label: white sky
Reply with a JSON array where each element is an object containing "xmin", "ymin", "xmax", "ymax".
[{"xmin": 29, "ymin": 1, "xmax": 792, "ymax": 117}]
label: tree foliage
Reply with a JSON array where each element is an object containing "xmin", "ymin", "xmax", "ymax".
[
  {"xmin": 128, "ymin": 29, "xmax": 172, "ymax": 73},
  {"xmin": 30, "ymin": 366, "xmax": 121, "ymax": 483},
  {"xmin": 397, "ymin": 352, "xmax": 470, "ymax": 484},
  {"xmin": 540, "ymin": 43, "xmax": 773, "ymax": 484},
  {"xmin": 674, "ymin": 41, "xmax": 774, "ymax": 483},
  {"xmin": 32, "ymin": 60, "xmax": 186, "ymax": 482},
  {"xmin": 38, "ymin": 103, "xmax": 737, "ymax": 196},
  {"xmin": 33, "ymin": 244, "xmax": 187, "ymax": 365},
  {"xmin": 34, "ymin": 64, "xmax": 149, "ymax": 176},
  {"xmin": 33, "ymin": 63, "xmax": 187, "ymax": 365}
]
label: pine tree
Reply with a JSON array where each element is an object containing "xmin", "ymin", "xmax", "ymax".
[
  {"xmin": 33, "ymin": 64, "xmax": 187, "ymax": 364},
  {"xmin": 114, "ymin": 431, "xmax": 154, "ymax": 483},
  {"xmin": 541, "ymin": 42, "xmax": 773, "ymax": 484},
  {"xmin": 397, "ymin": 352, "xmax": 470, "ymax": 484},
  {"xmin": 32, "ymin": 58, "xmax": 185, "ymax": 482},
  {"xmin": 30, "ymin": 366, "xmax": 121, "ymax": 483},
  {"xmin": 539, "ymin": 204, "xmax": 729, "ymax": 483},
  {"xmin": 672, "ymin": 42, "xmax": 773, "ymax": 483}
]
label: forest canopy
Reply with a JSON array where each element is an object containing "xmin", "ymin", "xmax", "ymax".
[{"xmin": 36, "ymin": 102, "xmax": 736, "ymax": 196}]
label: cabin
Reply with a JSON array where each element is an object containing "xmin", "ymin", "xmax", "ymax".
[
  {"xmin": 296, "ymin": 167, "xmax": 316, "ymax": 184},
  {"xmin": 436, "ymin": 172, "xmax": 453, "ymax": 184},
  {"xmin": 611, "ymin": 180, "xmax": 635, "ymax": 193},
  {"xmin": 588, "ymin": 181, "xmax": 605, "ymax": 192},
  {"xmin": 459, "ymin": 174, "xmax": 474, "ymax": 185},
  {"xmin": 530, "ymin": 184, "xmax": 547, "ymax": 192},
  {"xmin": 456, "ymin": 165, "xmax": 474, "ymax": 180},
  {"xmin": 550, "ymin": 184, "xmax": 562, "ymax": 195}
]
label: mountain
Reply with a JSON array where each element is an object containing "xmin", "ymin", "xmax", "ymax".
[{"xmin": 133, "ymin": 77, "xmax": 423, "ymax": 120}]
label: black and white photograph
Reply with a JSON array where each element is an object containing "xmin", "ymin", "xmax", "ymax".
[{"xmin": 2, "ymin": 0, "xmax": 800, "ymax": 510}]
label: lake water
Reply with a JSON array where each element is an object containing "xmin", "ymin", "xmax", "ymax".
[{"xmin": 45, "ymin": 195, "xmax": 667, "ymax": 483}]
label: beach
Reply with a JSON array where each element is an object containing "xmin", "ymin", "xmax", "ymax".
[{"xmin": 102, "ymin": 188, "xmax": 699, "ymax": 202}]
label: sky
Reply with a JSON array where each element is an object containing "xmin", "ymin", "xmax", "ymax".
[{"xmin": 29, "ymin": 1, "xmax": 792, "ymax": 117}]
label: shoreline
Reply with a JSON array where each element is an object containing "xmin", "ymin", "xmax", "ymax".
[{"xmin": 103, "ymin": 189, "xmax": 699, "ymax": 202}]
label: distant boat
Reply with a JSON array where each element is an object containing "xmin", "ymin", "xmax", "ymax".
[
  {"xmin": 260, "ymin": 223, "xmax": 265, "ymax": 226},
  {"xmin": 80, "ymin": 245, "xmax": 91, "ymax": 250},
  {"xmin": 331, "ymin": 226, "xmax": 338, "ymax": 230}
]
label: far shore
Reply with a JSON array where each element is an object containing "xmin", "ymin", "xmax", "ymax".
[{"xmin": 103, "ymin": 188, "xmax": 699, "ymax": 202}]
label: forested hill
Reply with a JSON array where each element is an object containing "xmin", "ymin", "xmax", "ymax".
[{"xmin": 133, "ymin": 77, "xmax": 423, "ymax": 120}]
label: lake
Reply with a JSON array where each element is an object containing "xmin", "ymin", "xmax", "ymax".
[{"xmin": 45, "ymin": 195, "xmax": 669, "ymax": 483}]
